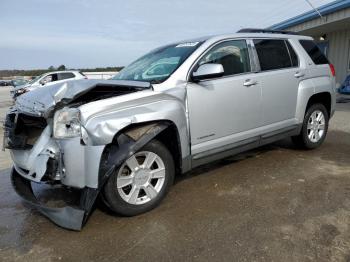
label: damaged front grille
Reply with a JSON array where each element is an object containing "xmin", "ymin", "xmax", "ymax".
[{"xmin": 4, "ymin": 113, "xmax": 47, "ymax": 150}]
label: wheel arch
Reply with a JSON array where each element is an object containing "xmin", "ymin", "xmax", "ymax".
[
  {"xmin": 295, "ymin": 78, "xmax": 333, "ymax": 122},
  {"xmin": 98, "ymin": 120, "xmax": 185, "ymax": 187},
  {"xmin": 305, "ymin": 92, "xmax": 332, "ymax": 117},
  {"xmin": 116, "ymin": 120, "xmax": 183, "ymax": 175}
]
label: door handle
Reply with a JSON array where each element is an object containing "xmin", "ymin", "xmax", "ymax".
[
  {"xmin": 243, "ymin": 79, "xmax": 258, "ymax": 87},
  {"xmin": 294, "ymin": 72, "xmax": 305, "ymax": 78}
]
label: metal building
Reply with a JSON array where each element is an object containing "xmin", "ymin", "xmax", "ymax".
[{"xmin": 270, "ymin": 0, "xmax": 350, "ymax": 86}]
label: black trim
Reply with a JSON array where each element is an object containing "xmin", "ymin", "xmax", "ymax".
[
  {"xmin": 11, "ymin": 169, "xmax": 86, "ymax": 231},
  {"xmin": 192, "ymin": 137, "xmax": 259, "ymax": 168},
  {"xmin": 237, "ymin": 28, "xmax": 299, "ymax": 35},
  {"xmin": 193, "ymin": 136, "xmax": 259, "ymax": 161},
  {"xmin": 191, "ymin": 71, "xmax": 224, "ymax": 82},
  {"xmin": 191, "ymin": 124, "xmax": 301, "ymax": 168},
  {"xmin": 260, "ymin": 125, "xmax": 300, "ymax": 146}
]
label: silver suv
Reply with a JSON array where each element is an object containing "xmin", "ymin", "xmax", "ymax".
[{"xmin": 4, "ymin": 29, "xmax": 336, "ymax": 230}]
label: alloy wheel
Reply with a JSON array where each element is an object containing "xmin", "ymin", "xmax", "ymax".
[
  {"xmin": 116, "ymin": 151, "xmax": 166, "ymax": 205},
  {"xmin": 307, "ymin": 110, "xmax": 325, "ymax": 143}
]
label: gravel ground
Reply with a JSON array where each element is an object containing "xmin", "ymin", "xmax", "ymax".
[{"xmin": 0, "ymin": 87, "xmax": 350, "ymax": 262}]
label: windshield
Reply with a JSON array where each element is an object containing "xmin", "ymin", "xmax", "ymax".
[
  {"xmin": 112, "ymin": 41, "xmax": 202, "ymax": 84},
  {"xmin": 13, "ymin": 79, "xmax": 27, "ymax": 86},
  {"xmin": 28, "ymin": 75, "xmax": 41, "ymax": 85}
]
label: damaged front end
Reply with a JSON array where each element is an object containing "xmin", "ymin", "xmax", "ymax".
[
  {"xmin": 8, "ymin": 120, "xmax": 170, "ymax": 230},
  {"xmin": 4, "ymin": 112, "xmax": 62, "ymax": 182},
  {"xmin": 3, "ymin": 79, "xmax": 174, "ymax": 230},
  {"xmin": 4, "ymin": 110, "xmax": 91, "ymax": 230}
]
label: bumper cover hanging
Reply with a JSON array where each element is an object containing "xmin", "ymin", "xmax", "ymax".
[{"xmin": 11, "ymin": 169, "xmax": 96, "ymax": 231}]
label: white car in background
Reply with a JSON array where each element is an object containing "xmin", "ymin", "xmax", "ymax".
[{"xmin": 11, "ymin": 70, "xmax": 86, "ymax": 98}]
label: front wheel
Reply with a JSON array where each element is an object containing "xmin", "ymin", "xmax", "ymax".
[
  {"xmin": 292, "ymin": 103, "xmax": 329, "ymax": 149},
  {"xmin": 103, "ymin": 140, "xmax": 175, "ymax": 216}
]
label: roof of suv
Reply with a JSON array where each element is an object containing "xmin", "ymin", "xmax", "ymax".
[
  {"xmin": 183, "ymin": 31, "xmax": 313, "ymax": 45},
  {"xmin": 44, "ymin": 70, "xmax": 81, "ymax": 75},
  {"xmin": 207, "ymin": 32, "xmax": 312, "ymax": 42}
]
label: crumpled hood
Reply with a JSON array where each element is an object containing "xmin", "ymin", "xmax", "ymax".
[
  {"xmin": 13, "ymin": 84, "xmax": 30, "ymax": 91},
  {"xmin": 15, "ymin": 79, "xmax": 151, "ymax": 117}
]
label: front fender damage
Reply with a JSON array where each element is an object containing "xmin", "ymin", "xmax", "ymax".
[{"xmin": 11, "ymin": 122, "xmax": 170, "ymax": 231}]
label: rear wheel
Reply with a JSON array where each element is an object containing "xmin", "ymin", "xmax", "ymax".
[
  {"xmin": 292, "ymin": 103, "xmax": 329, "ymax": 149},
  {"xmin": 103, "ymin": 140, "xmax": 175, "ymax": 216}
]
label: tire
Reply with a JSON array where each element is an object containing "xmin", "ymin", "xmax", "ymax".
[
  {"xmin": 103, "ymin": 139, "xmax": 175, "ymax": 216},
  {"xmin": 292, "ymin": 103, "xmax": 329, "ymax": 149}
]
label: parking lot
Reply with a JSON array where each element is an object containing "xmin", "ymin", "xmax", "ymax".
[{"xmin": 0, "ymin": 87, "xmax": 350, "ymax": 261}]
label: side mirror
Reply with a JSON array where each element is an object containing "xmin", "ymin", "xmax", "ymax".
[
  {"xmin": 191, "ymin": 63, "xmax": 224, "ymax": 82},
  {"xmin": 39, "ymin": 80, "xmax": 46, "ymax": 85}
]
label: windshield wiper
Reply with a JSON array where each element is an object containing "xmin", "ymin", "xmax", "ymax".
[{"xmin": 149, "ymin": 79, "xmax": 164, "ymax": 84}]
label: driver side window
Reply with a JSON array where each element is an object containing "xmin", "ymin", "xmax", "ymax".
[
  {"xmin": 43, "ymin": 75, "xmax": 53, "ymax": 83},
  {"xmin": 42, "ymin": 74, "xmax": 58, "ymax": 83},
  {"xmin": 199, "ymin": 40, "xmax": 251, "ymax": 76}
]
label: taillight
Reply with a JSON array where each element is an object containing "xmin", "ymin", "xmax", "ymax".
[{"xmin": 329, "ymin": 64, "xmax": 336, "ymax": 77}]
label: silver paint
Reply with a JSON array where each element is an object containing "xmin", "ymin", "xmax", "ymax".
[{"xmin": 7, "ymin": 32, "xmax": 336, "ymax": 190}]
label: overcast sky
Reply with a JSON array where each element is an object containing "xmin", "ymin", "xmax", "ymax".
[{"xmin": 0, "ymin": 0, "xmax": 334, "ymax": 69}]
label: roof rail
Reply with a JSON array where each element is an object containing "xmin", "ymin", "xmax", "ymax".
[{"xmin": 237, "ymin": 28, "xmax": 299, "ymax": 35}]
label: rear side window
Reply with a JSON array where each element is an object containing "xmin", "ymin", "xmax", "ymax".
[
  {"xmin": 52, "ymin": 74, "xmax": 58, "ymax": 81},
  {"xmin": 254, "ymin": 39, "xmax": 292, "ymax": 71},
  {"xmin": 299, "ymin": 40, "xmax": 329, "ymax": 65},
  {"xmin": 59, "ymin": 72, "xmax": 75, "ymax": 80}
]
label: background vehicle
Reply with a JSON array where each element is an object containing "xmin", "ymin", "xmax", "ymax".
[
  {"xmin": 0, "ymin": 80, "xmax": 11, "ymax": 86},
  {"xmin": 4, "ymin": 29, "xmax": 336, "ymax": 230},
  {"xmin": 11, "ymin": 70, "xmax": 86, "ymax": 98},
  {"xmin": 10, "ymin": 78, "xmax": 28, "ymax": 87}
]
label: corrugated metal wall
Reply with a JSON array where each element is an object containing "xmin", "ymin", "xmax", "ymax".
[
  {"xmin": 327, "ymin": 29, "xmax": 350, "ymax": 85},
  {"xmin": 286, "ymin": 7, "xmax": 350, "ymax": 33},
  {"xmin": 283, "ymin": 7, "xmax": 350, "ymax": 85}
]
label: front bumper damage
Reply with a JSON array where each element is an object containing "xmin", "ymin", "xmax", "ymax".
[
  {"xmin": 11, "ymin": 169, "xmax": 95, "ymax": 230},
  {"xmin": 5, "ymin": 113, "xmax": 170, "ymax": 230},
  {"xmin": 5, "ymin": 113, "xmax": 104, "ymax": 189}
]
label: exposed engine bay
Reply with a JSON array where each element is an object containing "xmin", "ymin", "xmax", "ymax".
[
  {"xmin": 69, "ymin": 84, "xmax": 146, "ymax": 105},
  {"xmin": 4, "ymin": 113, "xmax": 47, "ymax": 150}
]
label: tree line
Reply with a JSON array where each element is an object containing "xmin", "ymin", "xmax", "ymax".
[{"xmin": 0, "ymin": 65, "xmax": 124, "ymax": 78}]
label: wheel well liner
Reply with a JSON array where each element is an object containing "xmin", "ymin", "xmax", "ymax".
[
  {"xmin": 99, "ymin": 121, "xmax": 182, "ymax": 183},
  {"xmin": 152, "ymin": 122, "xmax": 182, "ymax": 175},
  {"xmin": 306, "ymin": 92, "xmax": 331, "ymax": 117}
]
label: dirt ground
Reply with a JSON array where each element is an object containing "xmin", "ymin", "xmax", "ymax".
[{"xmin": 1, "ymin": 86, "xmax": 350, "ymax": 262}]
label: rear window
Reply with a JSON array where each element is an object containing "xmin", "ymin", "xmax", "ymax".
[
  {"xmin": 254, "ymin": 39, "xmax": 292, "ymax": 71},
  {"xmin": 299, "ymin": 40, "xmax": 329, "ymax": 65}
]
